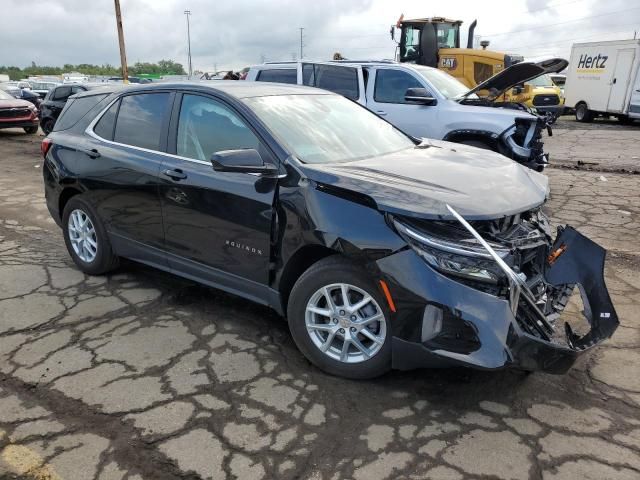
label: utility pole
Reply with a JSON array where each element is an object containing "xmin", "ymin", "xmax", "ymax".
[
  {"xmin": 184, "ymin": 10, "xmax": 192, "ymax": 78},
  {"xmin": 113, "ymin": 0, "xmax": 129, "ymax": 83},
  {"xmin": 299, "ymin": 27, "xmax": 304, "ymax": 59}
]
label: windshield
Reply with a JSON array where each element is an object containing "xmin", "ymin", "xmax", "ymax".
[
  {"xmin": 245, "ymin": 94, "xmax": 415, "ymax": 164},
  {"xmin": 0, "ymin": 90, "xmax": 14, "ymax": 100},
  {"xmin": 527, "ymin": 74, "xmax": 555, "ymax": 87},
  {"xmin": 412, "ymin": 66, "xmax": 472, "ymax": 99}
]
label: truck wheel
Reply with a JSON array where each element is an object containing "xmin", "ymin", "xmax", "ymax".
[
  {"xmin": 575, "ymin": 104, "xmax": 593, "ymax": 123},
  {"xmin": 287, "ymin": 256, "xmax": 392, "ymax": 379}
]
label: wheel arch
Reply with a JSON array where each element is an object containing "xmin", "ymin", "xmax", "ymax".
[
  {"xmin": 58, "ymin": 186, "xmax": 83, "ymax": 223},
  {"xmin": 442, "ymin": 129, "xmax": 499, "ymax": 150}
]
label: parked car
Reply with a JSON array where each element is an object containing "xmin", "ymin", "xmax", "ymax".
[
  {"xmin": 40, "ymin": 83, "xmax": 100, "ymax": 134},
  {"xmin": 19, "ymin": 88, "xmax": 43, "ymax": 112},
  {"xmin": 0, "ymin": 83, "xmax": 22, "ymax": 98},
  {"xmin": 42, "ymin": 82, "xmax": 618, "ymax": 379},
  {"xmin": 0, "ymin": 88, "xmax": 39, "ymax": 134},
  {"xmin": 246, "ymin": 59, "xmax": 568, "ymax": 170},
  {"xmin": 28, "ymin": 80, "xmax": 61, "ymax": 99}
]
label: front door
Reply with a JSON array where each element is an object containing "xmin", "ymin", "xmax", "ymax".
[
  {"xmin": 159, "ymin": 92, "xmax": 278, "ymax": 293},
  {"xmin": 607, "ymin": 49, "xmax": 635, "ymax": 112},
  {"xmin": 367, "ymin": 67, "xmax": 439, "ymax": 139}
]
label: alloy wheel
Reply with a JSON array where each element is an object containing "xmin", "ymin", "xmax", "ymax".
[
  {"xmin": 68, "ymin": 209, "xmax": 98, "ymax": 263},
  {"xmin": 305, "ymin": 283, "xmax": 387, "ymax": 363}
]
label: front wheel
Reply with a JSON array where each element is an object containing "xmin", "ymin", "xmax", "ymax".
[
  {"xmin": 41, "ymin": 118, "xmax": 55, "ymax": 135},
  {"xmin": 575, "ymin": 103, "xmax": 593, "ymax": 123},
  {"xmin": 287, "ymin": 257, "xmax": 392, "ymax": 379}
]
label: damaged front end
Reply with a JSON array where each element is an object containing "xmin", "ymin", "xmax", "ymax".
[
  {"xmin": 380, "ymin": 206, "xmax": 618, "ymax": 374},
  {"xmin": 498, "ymin": 116, "xmax": 550, "ymax": 172}
]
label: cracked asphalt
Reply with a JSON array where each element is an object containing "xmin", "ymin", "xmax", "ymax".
[{"xmin": 0, "ymin": 124, "xmax": 639, "ymax": 480}]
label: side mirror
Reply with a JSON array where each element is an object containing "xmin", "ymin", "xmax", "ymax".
[
  {"xmin": 404, "ymin": 88, "xmax": 437, "ymax": 106},
  {"xmin": 211, "ymin": 149, "xmax": 278, "ymax": 175}
]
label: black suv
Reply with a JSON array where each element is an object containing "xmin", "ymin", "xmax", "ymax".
[
  {"xmin": 40, "ymin": 84, "xmax": 99, "ymax": 134},
  {"xmin": 42, "ymin": 82, "xmax": 618, "ymax": 379}
]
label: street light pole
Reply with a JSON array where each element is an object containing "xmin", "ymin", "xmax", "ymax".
[
  {"xmin": 113, "ymin": 0, "xmax": 129, "ymax": 83},
  {"xmin": 299, "ymin": 27, "xmax": 304, "ymax": 59},
  {"xmin": 184, "ymin": 10, "xmax": 192, "ymax": 78}
]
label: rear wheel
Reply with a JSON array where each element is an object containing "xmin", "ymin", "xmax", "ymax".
[
  {"xmin": 23, "ymin": 126, "xmax": 38, "ymax": 135},
  {"xmin": 62, "ymin": 196, "xmax": 118, "ymax": 275},
  {"xmin": 41, "ymin": 118, "xmax": 55, "ymax": 135},
  {"xmin": 575, "ymin": 103, "xmax": 593, "ymax": 123},
  {"xmin": 287, "ymin": 257, "xmax": 392, "ymax": 379}
]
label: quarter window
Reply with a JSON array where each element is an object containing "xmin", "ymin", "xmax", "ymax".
[
  {"xmin": 374, "ymin": 69, "xmax": 423, "ymax": 103},
  {"xmin": 302, "ymin": 64, "xmax": 359, "ymax": 101},
  {"xmin": 176, "ymin": 94, "xmax": 260, "ymax": 161},
  {"xmin": 93, "ymin": 100, "xmax": 119, "ymax": 140},
  {"xmin": 54, "ymin": 94, "xmax": 109, "ymax": 132},
  {"xmin": 256, "ymin": 69, "xmax": 297, "ymax": 84},
  {"xmin": 52, "ymin": 86, "xmax": 72, "ymax": 101},
  {"xmin": 113, "ymin": 93, "xmax": 170, "ymax": 150}
]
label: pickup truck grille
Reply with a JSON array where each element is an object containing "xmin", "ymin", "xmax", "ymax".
[
  {"xmin": 532, "ymin": 94, "xmax": 559, "ymax": 106},
  {"xmin": 0, "ymin": 108, "xmax": 31, "ymax": 119}
]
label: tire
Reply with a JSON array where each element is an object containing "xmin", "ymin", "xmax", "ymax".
[
  {"xmin": 617, "ymin": 115, "xmax": 635, "ymax": 125},
  {"xmin": 23, "ymin": 126, "xmax": 39, "ymax": 135},
  {"xmin": 575, "ymin": 103, "xmax": 593, "ymax": 123},
  {"xmin": 287, "ymin": 256, "xmax": 392, "ymax": 379},
  {"xmin": 62, "ymin": 195, "xmax": 118, "ymax": 275},
  {"xmin": 41, "ymin": 117, "xmax": 55, "ymax": 135},
  {"xmin": 459, "ymin": 140, "xmax": 492, "ymax": 150}
]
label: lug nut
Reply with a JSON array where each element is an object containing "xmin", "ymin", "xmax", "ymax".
[
  {"xmin": 339, "ymin": 310, "xmax": 345, "ymax": 315},
  {"xmin": 333, "ymin": 318, "xmax": 338, "ymax": 324},
  {"xmin": 350, "ymin": 327, "xmax": 356, "ymax": 333},
  {"xmin": 350, "ymin": 315, "xmax": 356, "ymax": 321},
  {"xmin": 339, "ymin": 328, "xmax": 345, "ymax": 333}
]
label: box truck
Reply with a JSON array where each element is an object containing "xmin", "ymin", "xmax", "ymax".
[{"xmin": 564, "ymin": 39, "xmax": 640, "ymax": 123}]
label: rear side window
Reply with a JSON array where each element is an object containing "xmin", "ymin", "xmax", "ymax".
[
  {"xmin": 52, "ymin": 86, "xmax": 72, "ymax": 101},
  {"xmin": 93, "ymin": 100, "xmax": 119, "ymax": 140},
  {"xmin": 113, "ymin": 93, "xmax": 170, "ymax": 150},
  {"xmin": 54, "ymin": 94, "xmax": 109, "ymax": 131},
  {"xmin": 256, "ymin": 69, "xmax": 297, "ymax": 84},
  {"xmin": 374, "ymin": 69, "xmax": 423, "ymax": 103},
  {"xmin": 303, "ymin": 64, "xmax": 359, "ymax": 100}
]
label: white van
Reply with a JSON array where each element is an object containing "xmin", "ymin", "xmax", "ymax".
[{"xmin": 564, "ymin": 39, "xmax": 640, "ymax": 123}]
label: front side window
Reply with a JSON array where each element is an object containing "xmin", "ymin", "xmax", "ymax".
[
  {"xmin": 374, "ymin": 69, "xmax": 423, "ymax": 103},
  {"xmin": 246, "ymin": 94, "xmax": 414, "ymax": 164},
  {"xmin": 113, "ymin": 93, "xmax": 170, "ymax": 150},
  {"xmin": 257, "ymin": 69, "xmax": 297, "ymax": 84},
  {"xmin": 302, "ymin": 64, "xmax": 359, "ymax": 100},
  {"xmin": 177, "ymin": 94, "xmax": 259, "ymax": 161}
]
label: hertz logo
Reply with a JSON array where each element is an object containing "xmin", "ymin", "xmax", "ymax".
[{"xmin": 577, "ymin": 53, "xmax": 608, "ymax": 70}]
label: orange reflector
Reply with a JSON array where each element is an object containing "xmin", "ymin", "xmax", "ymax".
[
  {"xmin": 379, "ymin": 280, "xmax": 397, "ymax": 313},
  {"xmin": 547, "ymin": 243, "xmax": 567, "ymax": 265}
]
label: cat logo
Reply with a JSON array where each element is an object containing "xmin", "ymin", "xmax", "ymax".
[{"xmin": 440, "ymin": 57, "xmax": 457, "ymax": 69}]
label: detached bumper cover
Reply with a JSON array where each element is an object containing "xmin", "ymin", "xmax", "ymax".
[{"xmin": 377, "ymin": 227, "xmax": 618, "ymax": 374}]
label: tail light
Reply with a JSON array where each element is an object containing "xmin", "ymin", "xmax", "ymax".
[{"xmin": 41, "ymin": 137, "xmax": 53, "ymax": 159}]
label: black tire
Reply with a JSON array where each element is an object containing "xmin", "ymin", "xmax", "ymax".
[
  {"xmin": 575, "ymin": 103, "xmax": 593, "ymax": 123},
  {"xmin": 62, "ymin": 195, "xmax": 119, "ymax": 275},
  {"xmin": 23, "ymin": 126, "xmax": 39, "ymax": 135},
  {"xmin": 459, "ymin": 139, "xmax": 493, "ymax": 150},
  {"xmin": 287, "ymin": 256, "xmax": 392, "ymax": 379},
  {"xmin": 41, "ymin": 117, "xmax": 55, "ymax": 135},
  {"xmin": 617, "ymin": 115, "xmax": 635, "ymax": 125}
]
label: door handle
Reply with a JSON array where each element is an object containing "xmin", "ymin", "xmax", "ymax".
[
  {"xmin": 79, "ymin": 148, "xmax": 100, "ymax": 159},
  {"xmin": 376, "ymin": 110, "xmax": 387, "ymax": 116},
  {"xmin": 162, "ymin": 168, "xmax": 187, "ymax": 181}
]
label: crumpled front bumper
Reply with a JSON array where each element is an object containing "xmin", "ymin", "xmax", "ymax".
[{"xmin": 376, "ymin": 226, "xmax": 619, "ymax": 374}]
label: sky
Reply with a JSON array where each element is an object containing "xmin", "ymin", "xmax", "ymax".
[{"xmin": 2, "ymin": 0, "xmax": 639, "ymax": 72}]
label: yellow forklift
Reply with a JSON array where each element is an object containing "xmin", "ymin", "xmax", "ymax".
[{"xmin": 390, "ymin": 15, "xmax": 524, "ymax": 88}]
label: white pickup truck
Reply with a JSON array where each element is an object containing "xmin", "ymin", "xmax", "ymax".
[{"xmin": 246, "ymin": 59, "xmax": 567, "ymax": 171}]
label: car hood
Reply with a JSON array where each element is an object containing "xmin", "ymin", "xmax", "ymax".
[
  {"xmin": 460, "ymin": 58, "xmax": 569, "ymax": 99},
  {"xmin": 296, "ymin": 140, "xmax": 549, "ymax": 220},
  {"xmin": 0, "ymin": 98, "xmax": 33, "ymax": 109}
]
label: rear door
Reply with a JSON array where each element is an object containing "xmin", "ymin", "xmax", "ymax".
[
  {"xmin": 366, "ymin": 66, "xmax": 439, "ymax": 138},
  {"xmin": 85, "ymin": 91, "xmax": 173, "ymax": 259},
  {"xmin": 607, "ymin": 49, "xmax": 635, "ymax": 112},
  {"xmin": 159, "ymin": 91, "xmax": 279, "ymax": 295},
  {"xmin": 297, "ymin": 62, "xmax": 366, "ymax": 105},
  {"xmin": 628, "ymin": 62, "xmax": 640, "ymax": 118}
]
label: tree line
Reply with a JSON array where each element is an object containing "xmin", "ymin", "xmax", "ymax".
[{"xmin": 0, "ymin": 60, "xmax": 186, "ymax": 80}]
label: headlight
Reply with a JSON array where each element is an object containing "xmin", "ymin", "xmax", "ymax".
[{"xmin": 393, "ymin": 219, "xmax": 509, "ymax": 284}]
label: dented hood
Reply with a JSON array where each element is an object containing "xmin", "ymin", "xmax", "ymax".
[
  {"xmin": 297, "ymin": 140, "xmax": 549, "ymax": 220},
  {"xmin": 460, "ymin": 58, "xmax": 569, "ymax": 99}
]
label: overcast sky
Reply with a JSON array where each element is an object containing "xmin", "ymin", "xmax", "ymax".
[{"xmin": 3, "ymin": 0, "xmax": 639, "ymax": 72}]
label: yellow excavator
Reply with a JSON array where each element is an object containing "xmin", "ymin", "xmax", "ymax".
[{"xmin": 390, "ymin": 15, "xmax": 524, "ymax": 88}]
